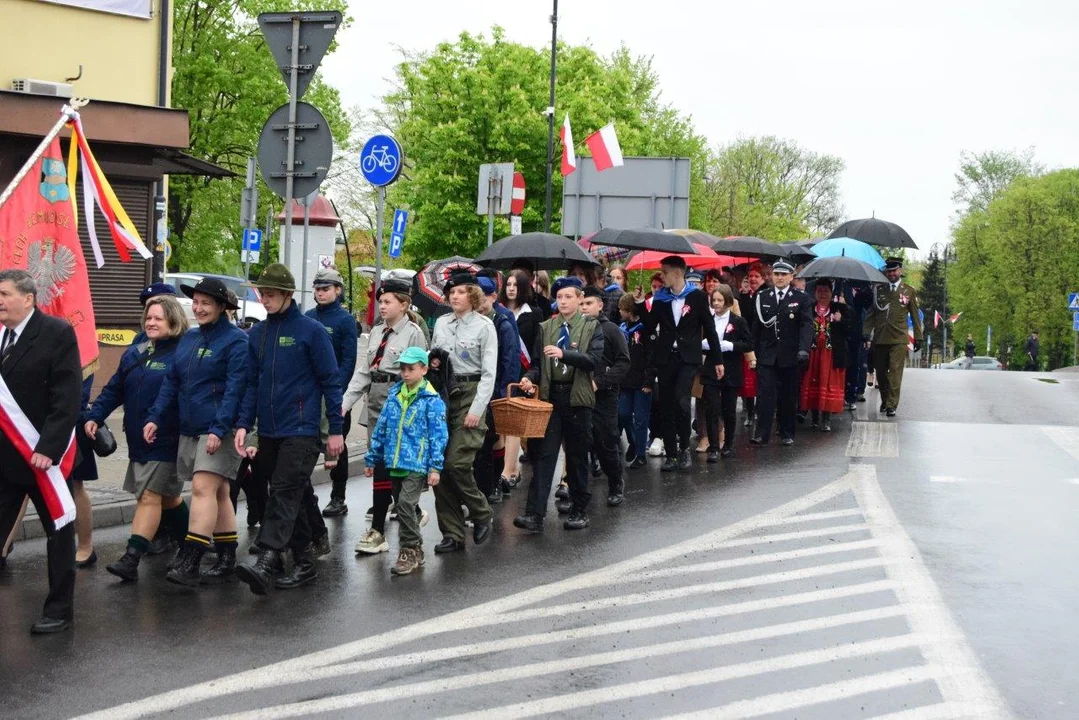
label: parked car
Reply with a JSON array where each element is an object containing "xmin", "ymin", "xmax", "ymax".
[
  {"xmin": 164, "ymin": 272, "xmax": 267, "ymax": 326},
  {"xmin": 936, "ymin": 356, "xmax": 1003, "ymax": 370}
]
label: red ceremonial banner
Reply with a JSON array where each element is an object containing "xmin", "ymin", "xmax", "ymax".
[{"xmin": 0, "ymin": 138, "xmax": 99, "ymax": 374}]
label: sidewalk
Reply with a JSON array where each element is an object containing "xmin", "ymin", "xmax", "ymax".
[{"xmin": 13, "ymin": 407, "xmax": 368, "ymax": 541}]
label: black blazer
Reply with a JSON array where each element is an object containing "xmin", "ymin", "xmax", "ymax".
[
  {"xmin": 513, "ymin": 307, "xmax": 539, "ymax": 364},
  {"xmin": 702, "ymin": 313, "xmax": 753, "ymax": 387},
  {"xmin": 637, "ymin": 288, "xmax": 721, "ymax": 367},
  {"xmin": 0, "ymin": 310, "xmax": 83, "ymax": 488},
  {"xmin": 752, "ymin": 285, "xmax": 814, "ymax": 368}
]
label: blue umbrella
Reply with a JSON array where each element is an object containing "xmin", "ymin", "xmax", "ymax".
[{"xmin": 810, "ymin": 237, "xmax": 885, "ymax": 269}]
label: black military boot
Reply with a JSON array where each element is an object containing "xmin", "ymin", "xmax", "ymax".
[
  {"xmin": 275, "ymin": 545, "xmax": 318, "ymax": 590},
  {"xmin": 200, "ymin": 544, "xmax": 236, "ymax": 585},
  {"xmin": 106, "ymin": 546, "xmax": 145, "ymax": 582},
  {"xmin": 165, "ymin": 543, "xmax": 206, "ymax": 588},
  {"xmin": 235, "ymin": 547, "xmax": 279, "ymax": 596}
]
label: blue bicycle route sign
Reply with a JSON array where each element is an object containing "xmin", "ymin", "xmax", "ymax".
[{"xmin": 360, "ymin": 134, "xmax": 403, "ymax": 187}]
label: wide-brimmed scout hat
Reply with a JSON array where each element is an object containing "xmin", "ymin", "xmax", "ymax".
[
  {"xmin": 249, "ymin": 263, "xmax": 296, "ymax": 292},
  {"xmin": 182, "ymin": 277, "xmax": 239, "ymax": 310}
]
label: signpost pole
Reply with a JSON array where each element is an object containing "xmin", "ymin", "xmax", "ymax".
[
  {"xmin": 241, "ymin": 157, "xmax": 257, "ymax": 323},
  {"xmin": 282, "ymin": 16, "xmax": 301, "ymax": 260},
  {"xmin": 301, "ymin": 193, "xmax": 313, "ymax": 312},
  {"xmin": 543, "ymin": 0, "xmax": 558, "ymax": 232},
  {"xmin": 487, "ymin": 172, "xmax": 497, "ymax": 248},
  {"xmin": 986, "ymin": 325, "xmax": 992, "ymax": 356},
  {"xmin": 373, "ymin": 186, "xmax": 386, "ymax": 300}
]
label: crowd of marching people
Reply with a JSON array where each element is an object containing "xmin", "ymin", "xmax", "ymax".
[{"xmin": 0, "ymin": 249, "xmax": 923, "ymax": 632}]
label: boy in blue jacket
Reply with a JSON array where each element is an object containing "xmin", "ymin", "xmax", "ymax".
[{"xmin": 364, "ymin": 347, "xmax": 447, "ymax": 576}]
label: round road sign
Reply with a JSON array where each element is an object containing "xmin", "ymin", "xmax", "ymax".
[{"xmin": 360, "ymin": 134, "xmax": 404, "ymax": 187}]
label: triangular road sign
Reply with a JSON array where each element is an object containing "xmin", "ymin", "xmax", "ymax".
[
  {"xmin": 258, "ymin": 11, "xmax": 343, "ymax": 100},
  {"xmin": 1069, "ymin": 292, "xmax": 1079, "ymax": 311}
]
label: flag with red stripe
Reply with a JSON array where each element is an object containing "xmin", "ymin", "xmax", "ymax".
[
  {"xmin": 584, "ymin": 123, "xmax": 624, "ymax": 172},
  {"xmin": 0, "ymin": 374, "xmax": 77, "ymax": 529},
  {"xmin": 560, "ymin": 115, "xmax": 576, "ymax": 176}
]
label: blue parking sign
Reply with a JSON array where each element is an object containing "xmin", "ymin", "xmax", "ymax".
[{"xmin": 389, "ymin": 233, "xmax": 404, "ymax": 258}]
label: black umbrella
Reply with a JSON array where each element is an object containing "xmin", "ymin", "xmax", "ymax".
[
  {"xmin": 711, "ymin": 235, "xmax": 791, "ymax": 259},
  {"xmin": 476, "ymin": 232, "xmax": 598, "ymax": 270},
  {"xmin": 828, "ymin": 218, "xmax": 917, "ymax": 249},
  {"xmin": 589, "ymin": 227, "xmax": 699, "ymax": 254},
  {"xmin": 778, "ymin": 241, "xmax": 817, "ymax": 263},
  {"xmin": 796, "ymin": 255, "xmax": 889, "ymax": 284}
]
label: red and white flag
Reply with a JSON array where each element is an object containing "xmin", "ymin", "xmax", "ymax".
[
  {"xmin": 948, "ymin": 312, "xmax": 962, "ymax": 324},
  {"xmin": 560, "ymin": 115, "xmax": 576, "ymax": 176},
  {"xmin": 585, "ymin": 123, "xmax": 624, "ymax": 172},
  {"xmin": 0, "ymin": 375, "xmax": 78, "ymax": 529},
  {"xmin": 934, "ymin": 310, "xmax": 942, "ymax": 329}
]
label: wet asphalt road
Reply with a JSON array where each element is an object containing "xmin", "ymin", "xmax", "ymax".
[{"xmin": 1, "ymin": 369, "xmax": 1078, "ymax": 719}]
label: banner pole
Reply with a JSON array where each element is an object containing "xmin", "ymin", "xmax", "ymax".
[{"xmin": 0, "ymin": 100, "xmax": 88, "ymax": 212}]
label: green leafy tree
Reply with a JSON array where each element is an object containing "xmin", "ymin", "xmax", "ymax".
[
  {"xmin": 700, "ymin": 136, "xmax": 845, "ymax": 241},
  {"xmin": 374, "ymin": 29, "xmax": 710, "ymax": 261},
  {"xmin": 952, "ymin": 148, "xmax": 1042, "ymax": 217},
  {"xmin": 168, "ymin": 0, "xmax": 351, "ymax": 273},
  {"xmin": 918, "ymin": 248, "xmax": 948, "ymax": 352},
  {"xmin": 949, "ymin": 169, "xmax": 1079, "ymax": 369}
]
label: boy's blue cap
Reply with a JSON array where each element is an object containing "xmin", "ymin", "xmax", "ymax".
[
  {"xmin": 398, "ymin": 346, "xmax": 429, "ymax": 366},
  {"xmin": 477, "ymin": 276, "xmax": 498, "ymax": 295},
  {"xmin": 551, "ymin": 276, "xmax": 583, "ymax": 296},
  {"xmin": 139, "ymin": 282, "xmax": 177, "ymax": 305}
]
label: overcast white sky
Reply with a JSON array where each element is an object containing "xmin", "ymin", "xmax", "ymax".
[{"xmin": 320, "ymin": 0, "xmax": 1079, "ymax": 252}]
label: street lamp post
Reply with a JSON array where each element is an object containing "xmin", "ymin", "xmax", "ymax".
[
  {"xmin": 930, "ymin": 242, "xmax": 954, "ymax": 364},
  {"xmin": 543, "ymin": 0, "xmax": 559, "ymax": 233}
]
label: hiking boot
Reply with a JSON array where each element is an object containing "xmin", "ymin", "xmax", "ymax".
[
  {"xmin": 236, "ymin": 547, "xmax": 278, "ymax": 596},
  {"xmin": 106, "ymin": 547, "xmax": 144, "ymax": 582},
  {"xmin": 200, "ymin": 544, "xmax": 236, "ymax": 585},
  {"xmin": 165, "ymin": 543, "xmax": 205, "ymax": 588},
  {"xmin": 275, "ymin": 545, "xmax": 318, "ymax": 590},
  {"xmin": 391, "ymin": 547, "xmax": 425, "ymax": 576},
  {"xmin": 354, "ymin": 530, "xmax": 388, "ymax": 555}
]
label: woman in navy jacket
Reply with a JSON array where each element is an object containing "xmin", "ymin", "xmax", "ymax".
[
  {"xmin": 144, "ymin": 278, "xmax": 249, "ymax": 587},
  {"xmin": 86, "ymin": 296, "xmax": 190, "ymax": 582}
]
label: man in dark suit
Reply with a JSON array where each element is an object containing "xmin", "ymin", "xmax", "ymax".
[
  {"xmin": 750, "ymin": 261, "xmax": 813, "ymax": 446},
  {"xmin": 635, "ymin": 256, "xmax": 722, "ymax": 471},
  {"xmin": 0, "ymin": 269, "xmax": 83, "ymax": 633}
]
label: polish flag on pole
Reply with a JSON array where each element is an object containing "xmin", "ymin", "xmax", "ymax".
[
  {"xmin": 948, "ymin": 311, "xmax": 962, "ymax": 324},
  {"xmin": 585, "ymin": 123, "xmax": 624, "ymax": 172},
  {"xmin": 934, "ymin": 310, "xmax": 942, "ymax": 329},
  {"xmin": 560, "ymin": 115, "xmax": 576, "ymax": 176}
]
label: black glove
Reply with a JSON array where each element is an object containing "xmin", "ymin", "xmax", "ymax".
[
  {"xmin": 797, "ymin": 350, "xmax": 810, "ymax": 367},
  {"xmin": 913, "ymin": 340, "xmax": 922, "ymax": 353}
]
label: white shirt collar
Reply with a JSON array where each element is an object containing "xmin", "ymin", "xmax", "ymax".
[
  {"xmin": 5, "ymin": 308, "xmax": 34, "ymax": 340},
  {"xmin": 714, "ymin": 310, "xmax": 731, "ymax": 329},
  {"xmin": 890, "ymin": 281, "xmax": 900, "ymax": 291}
]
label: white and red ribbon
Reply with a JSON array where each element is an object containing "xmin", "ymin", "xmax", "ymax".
[{"xmin": 0, "ymin": 373, "xmax": 77, "ymax": 529}]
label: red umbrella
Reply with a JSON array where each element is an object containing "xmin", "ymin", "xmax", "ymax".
[
  {"xmin": 411, "ymin": 256, "xmax": 483, "ymax": 319},
  {"xmin": 626, "ymin": 243, "xmax": 746, "ymax": 271}
]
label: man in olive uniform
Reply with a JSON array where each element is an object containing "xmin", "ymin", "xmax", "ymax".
[{"xmin": 864, "ymin": 257, "xmax": 922, "ymax": 417}]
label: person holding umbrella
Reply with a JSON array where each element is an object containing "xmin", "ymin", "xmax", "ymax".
[
  {"xmin": 428, "ymin": 271, "xmax": 496, "ymax": 553},
  {"xmin": 342, "ymin": 278, "xmax": 427, "ymax": 555},
  {"xmin": 738, "ymin": 263, "xmax": 768, "ymax": 430},
  {"xmin": 800, "ymin": 279, "xmax": 851, "ymax": 432},
  {"xmin": 864, "ymin": 258, "xmax": 922, "ymax": 416},
  {"xmin": 749, "ymin": 261, "xmax": 813, "ymax": 446}
]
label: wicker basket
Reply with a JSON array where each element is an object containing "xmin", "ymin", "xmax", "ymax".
[{"xmin": 490, "ymin": 383, "xmax": 554, "ymax": 438}]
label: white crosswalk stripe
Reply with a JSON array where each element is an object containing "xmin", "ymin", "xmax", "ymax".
[{"xmin": 78, "ymin": 464, "xmax": 1012, "ymax": 720}]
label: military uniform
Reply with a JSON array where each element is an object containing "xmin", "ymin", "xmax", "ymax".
[
  {"xmin": 751, "ymin": 283, "xmax": 813, "ymax": 443},
  {"xmin": 430, "ymin": 304, "xmax": 496, "ymax": 548},
  {"xmin": 864, "ymin": 280, "xmax": 921, "ymax": 412}
]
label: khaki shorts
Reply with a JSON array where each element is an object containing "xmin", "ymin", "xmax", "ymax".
[
  {"xmin": 177, "ymin": 433, "xmax": 243, "ymax": 484},
  {"xmin": 124, "ymin": 461, "xmax": 183, "ymax": 499}
]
